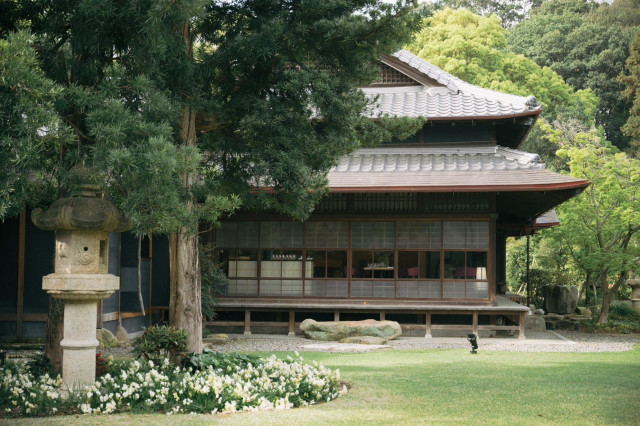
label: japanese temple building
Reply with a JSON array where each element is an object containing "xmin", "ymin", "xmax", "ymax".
[
  {"xmin": 205, "ymin": 50, "xmax": 589, "ymax": 338},
  {"xmin": 0, "ymin": 50, "xmax": 589, "ymax": 340}
]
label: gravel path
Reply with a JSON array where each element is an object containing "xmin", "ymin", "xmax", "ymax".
[
  {"xmin": 4, "ymin": 331, "xmax": 638, "ymax": 361},
  {"xmin": 199, "ymin": 331, "xmax": 640, "ymax": 354}
]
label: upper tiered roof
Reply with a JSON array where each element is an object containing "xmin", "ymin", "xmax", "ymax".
[{"xmin": 363, "ymin": 50, "xmax": 542, "ymax": 121}]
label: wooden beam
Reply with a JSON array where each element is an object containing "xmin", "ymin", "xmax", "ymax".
[
  {"xmin": 472, "ymin": 311, "xmax": 478, "ymax": 335},
  {"xmin": 204, "ymin": 321, "xmax": 244, "ymax": 327},
  {"xmin": 425, "ymin": 312, "xmax": 432, "ymax": 338},
  {"xmin": 334, "ymin": 311, "xmax": 340, "ymax": 322},
  {"xmin": 476, "ymin": 325, "xmax": 519, "ymax": 331},
  {"xmin": 16, "ymin": 209, "xmax": 26, "ymax": 338},
  {"xmin": 429, "ymin": 324, "xmax": 478, "ymax": 330},
  {"xmin": 0, "ymin": 313, "xmax": 48, "ymax": 322},
  {"xmin": 101, "ymin": 311, "xmax": 147, "ymax": 322}
]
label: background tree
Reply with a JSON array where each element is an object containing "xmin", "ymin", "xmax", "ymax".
[
  {"xmin": 620, "ymin": 29, "xmax": 640, "ymax": 156},
  {"xmin": 508, "ymin": 0, "xmax": 639, "ymax": 151},
  {"xmin": 406, "ymin": 7, "xmax": 597, "ymax": 167},
  {"xmin": 0, "ymin": 30, "xmax": 72, "ymax": 219},
  {"xmin": 552, "ymin": 138, "xmax": 640, "ymax": 322},
  {"xmin": 407, "ymin": 8, "xmax": 595, "ymax": 120},
  {"xmin": 1, "ymin": 0, "xmax": 421, "ymax": 353},
  {"xmin": 0, "ymin": 30, "xmax": 75, "ymax": 371},
  {"xmin": 438, "ymin": 0, "xmax": 542, "ymax": 28}
]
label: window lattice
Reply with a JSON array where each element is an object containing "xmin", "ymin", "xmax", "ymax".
[
  {"xmin": 354, "ymin": 193, "xmax": 418, "ymax": 212},
  {"xmin": 377, "ymin": 64, "xmax": 420, "ymax": 85},
  {"xmin": 315, "ymin": 194, "xmax": 348, "ymax": 212}
]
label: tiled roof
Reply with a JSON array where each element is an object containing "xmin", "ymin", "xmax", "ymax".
[
  {"xmin": 535, "ymin": 210, "xmax": 560, "ymax": 227},
  {"xmin": 328, "ymin": 147, "xmax": 588, "ymax": 192},
  {"xmin": 363, "ymin": 50, "xmax": 541, "ymax": 120},
  {"xmin": 332, "ymin": 147, "xmax": 543, "ymax": 172}
]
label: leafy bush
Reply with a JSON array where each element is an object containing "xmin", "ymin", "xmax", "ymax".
[
  {"xmin": 26, "ymin": 354, "xmax": 53, "ymax": 377},
  {"xmin": 580, "ymin": 302, "xmax": 640, "ymax": 333},
  {"xmin": 609, "ymin": 301, "xmax": 640, "ymax": 320},
  {"xmin": 132, "ymin": 325, "xmax": 188, "ymax": 365},
  {"xmin": 185, "ymin": 348, "xmax": 262, "ymax": 371},
  {"xmin": 95, "ymin": 352, "xmax": 111, "ymax": 378}
]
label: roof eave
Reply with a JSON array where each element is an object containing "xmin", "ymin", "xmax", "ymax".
[{"xmin": 328, "ymin": 180, "xmax": 590, "ymax": 193}]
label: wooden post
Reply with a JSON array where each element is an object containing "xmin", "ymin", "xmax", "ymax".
[
  {"xmin": 425, "ymin": 312, "xmax": 432, "ymax": 338},
  {"xmin": 380, "ymin": 312, "xmax": 386, "ymax": 321},
  {"xmin": 472, "ymin": 311, "xmax": 478, "ymax": 335},
  {"xmin": 244, "ymin": 310, "xmax": 251, "ymax": 335},
  {"xmin": 519, "ymin": 312, "xmax": 526, "ymax": 340},
  {"xmin": 97, "ymin": 300, "xmax": 103, "ymax": 329},
  {"xmin": 334, "ymin": 311, "xmax": 340, "ymax": 322},
  {"xmin": 17, "ymin": 209, "xmax": 26, "ymax": 338},
  {"xmin": 526, "ymin": 231, "xmax": 531, "ymax": 308},
  {"xmin": 288, "ymin": 310, "xmax": 295, "ymax": 336},
  {"xmin": 490, "ymin": 315, "xmax": 496, "ymax": 337}
]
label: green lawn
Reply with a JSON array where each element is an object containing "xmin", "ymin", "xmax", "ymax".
[{"xmin": 22, "ymin": 346, "xmax": 640, "ymax": 425}]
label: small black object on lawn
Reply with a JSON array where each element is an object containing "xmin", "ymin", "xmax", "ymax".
[{"xmin": 467, "ymin": 333, "xmax": 478, "ymax": 354}]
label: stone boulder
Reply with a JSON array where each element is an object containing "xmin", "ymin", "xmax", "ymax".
[
  {"xmin": 542, "ymin": 285, "xmax": 578, "ymax": 314},
  {"xmin": 300, "ymin": 319, "xmax": 402, "ymax": 342},
  {"xmin": 96, "ymin": 328, "xmax": 118, "ymax": 349},
  {"xmin": 576, "ymin": 307, "xmax": 592, "ymax": 318},
  {"xmin": 116, "ymin": 325, "xmax": 130, "ymax": 347}
]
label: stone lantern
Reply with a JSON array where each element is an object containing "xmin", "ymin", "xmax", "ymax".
[{"xmin": 32, "ymin": 185, "xmax": 129, "ymax": 389}]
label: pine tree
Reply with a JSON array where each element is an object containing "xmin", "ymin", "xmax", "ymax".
[{"xmin": 1, "ymin": 0, "xmax": 420, "ymax": 352}]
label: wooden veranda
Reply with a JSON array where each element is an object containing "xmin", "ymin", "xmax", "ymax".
[{"xmin": 206, "ymin": 295, "xmax": 530, "ymax": 339}]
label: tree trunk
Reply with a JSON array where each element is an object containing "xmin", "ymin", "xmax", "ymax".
[
  {"xmin": 598, "ymin": 289, "xmax": 614, "ymax": 323},
  {"xmin": 45, "ymin": 297, "xmax": 64, "ymax": 373},
  {"xmin": 583, "ymin": 274, "xmax": 592, "ymax": 305},
  {"xmin": 599, "ymin": 271, "xmax": 628, "ymax": 323},
  {"xmin": 169, "ymin": 230, "xmax": 203, "ymax": 353},
  {"xmin": 168, "ymin": 21, "xmax": 203, "ymax": 353}
]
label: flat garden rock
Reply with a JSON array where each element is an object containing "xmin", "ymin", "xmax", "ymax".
[
  {"xmin": 203, "ymin": 333, "xmax": 229, "ymax": 344},
  {"xmin": 339, "ymin": 336, "xmax": 388, "ymax": 345},
  {"xmin": 302, "ymin": 343, "xmax": 392, "ymax": 352},
  {"xmin": 300, "ymin": 318, "xmax": 402, "ymax": 341}
]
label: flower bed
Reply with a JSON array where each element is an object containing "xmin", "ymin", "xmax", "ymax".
[{"xmin": 1, "ymin": 353, "xmax": 346, "ymax": 417}]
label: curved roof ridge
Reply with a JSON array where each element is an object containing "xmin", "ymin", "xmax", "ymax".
[
  {"xmin": 391, "ymin": 50, "xmax": 540, "ymax": 112},
  {"xmin": 495, "ymin": 146, "xmax": 543, "ymax": 166}
]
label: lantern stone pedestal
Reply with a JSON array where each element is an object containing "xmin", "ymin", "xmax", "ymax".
[
  {"xmin": 628, "ymin": 278, "xmax": 640, "ymax": 312},
  {"xmin": 32, "ymin": 187, "xmax": 129, "ymax": 389}
]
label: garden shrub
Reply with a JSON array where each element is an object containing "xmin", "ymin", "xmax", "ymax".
[
  {"xmin": 580, "ymin": 301, "xmax": 640, "ymax": 333},
  {"xmin": 0, "ymin": 352, "xmax": 346, "ymax": 417},
  {"xmin": 609, "ymin": 301, "xmax": 640, "ymax": 320},
  {"xmin": 26, "ymin": 354, "xmax": 53, "ymax": 377},
  {"xmin": 132, "ymin": 325, "xmax": 188, "ymax": 365},
  {"xmin": 185, "ymin": 348, "xmax": 262, "ymax": 371},
  {"xmin": 95, "ymin": 352, "xmax": 111, "ymax": 378}
]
